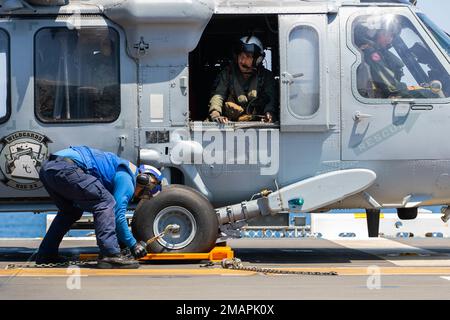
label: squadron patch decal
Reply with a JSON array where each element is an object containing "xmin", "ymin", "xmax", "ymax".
[
  {"xmin": 371, "ymin": 52, "xmax": 382, "ymax": 62},
  {"xmin": 0, "ymin": 131, "xmax": 52, "ymax": 190}
]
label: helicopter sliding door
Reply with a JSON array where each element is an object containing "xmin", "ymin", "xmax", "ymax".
[
  {"xmin": 0, "ymin": 16, "xmax": 137, "ymax": 200},
  {"xmin": 279, "ymin": 14, "xmax": 331, "ymax": 132}
]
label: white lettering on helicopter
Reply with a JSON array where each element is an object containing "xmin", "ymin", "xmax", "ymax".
[{"xmin": 170, "ymin": 124, "xmax": 279, "ymax": 176}]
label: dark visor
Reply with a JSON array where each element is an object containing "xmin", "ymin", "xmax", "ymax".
[{"xmin": 241, "ymin": 43, "xmax": 259, "ymax": 55}]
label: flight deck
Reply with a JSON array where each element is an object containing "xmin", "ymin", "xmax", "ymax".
[{"xmin": 1, "ymin": 238, "xmax": 450, "ymax": 300}]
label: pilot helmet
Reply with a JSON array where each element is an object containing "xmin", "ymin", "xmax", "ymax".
[
  {"xmin": 374, "ymin": 15, "xmax": 401, "ymax": 37},
  {"xmin": 362, "ymin": 15, "xmax": 401, "ymax": 36},
  {"xmin": 237, "ymin": 35, "xmax": 265, "ymax": 67}
]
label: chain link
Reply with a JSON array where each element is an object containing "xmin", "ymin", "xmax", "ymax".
[
  {"xmin": 202, "ymin": 258, "xmax": 338, "ymax": 276},
  {"xmin": 5, "ymin": 259, "xmax": 97, "ymax": 270},
  {"xmin": 6, "ymin": 257, "xmax": 338, "ymax": 276}
]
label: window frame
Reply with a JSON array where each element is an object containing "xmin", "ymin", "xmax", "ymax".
[
  {"xmin": 0, "ymin": 28, "xmax": 11, "ymax": 125},
  {"xmin": 347, "ymin": 11, "xmax": 450, "ymax": 105},
  {"xmin": 285, "ymin": 22, "xmax": 322, "ymax": 120},
  {"xmin": 285, "ymin": 24, "xmax": 321, "ymax": 119},
  {"xmin": 33, "ymin": 26, "xmax": 121, "ymax": 124}
]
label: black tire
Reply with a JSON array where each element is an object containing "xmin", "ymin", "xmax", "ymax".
[
  {"xmin": 131, "ymin": 185, "xmax": 219, "ymax": 253},
  {"xmin": 397, "ymin": 208, "xmax": 418, "ymax": 220}
]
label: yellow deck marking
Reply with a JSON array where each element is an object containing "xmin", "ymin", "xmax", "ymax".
[
  {"xmin": 0, "ymin": 268, "xmax": 255, "ymax": 277},
  {"xmin": 353, "ymin": 213, "xmax": 385, "ymax": 219},
  {"xmin": 332, "ymin": 238, "xmax": 450, "ymax": 267},
  {"xmin": 2, "ymin": 266, "xmax": 450, "ymax": 277}
]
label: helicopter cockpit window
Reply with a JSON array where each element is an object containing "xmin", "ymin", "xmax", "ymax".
[
  {"xmin": 353, "ymin": 14, "xmax": 450, "ymax": 100},
  {"xmin": 35, "ymin": 27, "xmax": 120, "ymax": 122},
  {"xmin": 417, "ymin": 13, "xmax": 450, "ymax": 57},
  {"xmin": 0, "ymin": 30, "xmax": 9, "ymax": 123}
]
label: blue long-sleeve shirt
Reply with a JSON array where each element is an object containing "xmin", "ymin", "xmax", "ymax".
[{"xmin": 112, "ymin": 167, "xmax": 137, "ymax": 249}]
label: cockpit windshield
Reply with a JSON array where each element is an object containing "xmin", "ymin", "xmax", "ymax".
[
  {"xmin": 417, "ymin": 13, "xmax": 450, "ymax": 56},
  {"xmin": 353, "ymin": 14, "xmax": 450, "ymax": 99}
]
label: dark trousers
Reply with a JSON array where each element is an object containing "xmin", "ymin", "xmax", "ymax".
[{"xmin": 39, "ymin": 158, "xmax": 120, "ymax": 256}]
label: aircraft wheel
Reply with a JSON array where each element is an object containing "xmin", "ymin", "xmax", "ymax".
[{"xmin": 131, "ymin": 185, "xmax": 219, "ymax": 253}]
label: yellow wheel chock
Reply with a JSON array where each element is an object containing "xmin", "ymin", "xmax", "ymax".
[{"xmin": 79, "ymin": 246, "xmax": 234, "ymax": 263}]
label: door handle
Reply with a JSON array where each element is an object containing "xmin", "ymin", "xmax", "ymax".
[
  {"xmin": 391, "ymin": 99, "xmax": 433, "ymax": 111},
  {"xmin": 411, "ymin": 105, "xmax": 433, "ymax": 111},
  {"xmin": 118, "ymin": 135, "xmax": 127, "ymax": 151},
  {"xmin": 281, "ymin": 72, "xmax": 304, "ymax": 85},
  {"xmin": 353, "ymin": 111, "xmax": 373, "ymax": 122},
  {"xmin": 391, "ymin": 99, "xmax": 413, "ymax": 118}
]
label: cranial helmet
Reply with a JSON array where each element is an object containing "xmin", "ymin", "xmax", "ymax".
[
  {"xmin": 363, "ymin": 14, "xmax": 401, "ymax": 37},
  {"xmin": 136, "ymin": 165, "xmax": 162, "ymax": 199},
  {"xmin": 380, "ymin": 15, "xmax": 401, "ymax": 34},
  {"xmin": 237, "ymin": 35, "xmax": 265, "ymax": 67}
]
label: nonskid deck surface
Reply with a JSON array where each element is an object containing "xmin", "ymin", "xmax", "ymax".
[{"xmin": 0, "ymin": 238, "xmax": 450, "ymax": 299}]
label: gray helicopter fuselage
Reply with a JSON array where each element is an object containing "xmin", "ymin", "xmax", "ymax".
[{"xmin": 0, "ymin": 0, "xmax": 449, "ymax": 213}]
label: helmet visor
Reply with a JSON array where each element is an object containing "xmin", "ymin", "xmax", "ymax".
[
  {"xmin": 241, "ymin": 43, "xmax": 259, "ymax": 55},
  {"xmin": 135, "ymin": 173, "xmax": 162, "ymax": 199}
]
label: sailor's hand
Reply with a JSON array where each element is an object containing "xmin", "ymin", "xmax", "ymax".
[
  {"xmin": 210, "ymin": 111, "xmax": 229, "ymax": 124},
  {"xmin": 131, "ymin": 241, "xmax": 148, "ymax": 259},
  {"xmin": 263, "ymin": 112, "xmax": 273, "ymax": 123}
]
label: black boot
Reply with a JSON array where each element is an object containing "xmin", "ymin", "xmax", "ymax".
[
  {"xmin": 97, "ymin": 253, "xmax": 140, "ymax": 269},
  {"xmin": 35, "ymin": 253, "xmax": 69, "ymax": 265}
]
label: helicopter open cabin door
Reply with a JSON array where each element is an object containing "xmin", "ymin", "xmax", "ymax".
[
  {"xmin": 340, "ymin": 6, "xmax": 450, "ymax": 161},
  {"xmin": 0, "ymin": 16, "xmax": 138, "ymax": 200}
]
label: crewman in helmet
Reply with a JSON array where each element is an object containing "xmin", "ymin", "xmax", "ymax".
[
  {"xmin": 356, "ymin": 16, "xmax": 410, "ymax": 98},
  {"xmin": 208, "ymin": 35, "xmax": 277, "ymax": 123},
  {"xmin": 36, "ymin": 146, "xmax": 162, "ymax": 269}
]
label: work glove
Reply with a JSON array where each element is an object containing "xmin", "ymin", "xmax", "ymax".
[
  {"xmin": 237, "ymin": 114, "xmax": 254, "ymax": 122},
  {"xmin": 120, "ymin": 247, "xmax": 133, "ymax": 258},
  {"xmin": 263, "ymin": 112, "xmax": 273, "ymax": 123},
  {"xmin": 223, "ymin": 102, "xmax": 244, "ymax": 121},
  {"xmin": 131, "ymin": 241, "xmax": 148, "ymax": 259}
]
